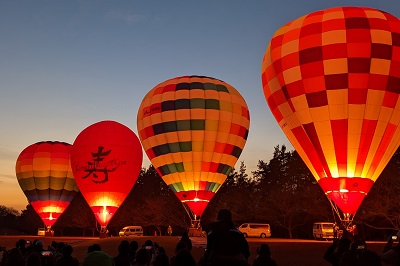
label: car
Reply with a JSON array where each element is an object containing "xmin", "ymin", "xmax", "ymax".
[
  {"xmin": 313, "ymin": 222, "xmax": 335, "ymax": 240},
  {"xmin": 37, "ymin": 228, "xmax": 45, "ymax": 236},
  {"xmin": 119, "ymin": 226, "xmax": 144, "ymax": 237},
  {"xmin": 238, "ymin": 223, "xmax": 271, "ymax": 238}
]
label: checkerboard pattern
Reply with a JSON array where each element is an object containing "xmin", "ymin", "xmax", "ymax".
[
  {"xmin": 137, "ymin": 76, "xmax": 250, "ymax": 216},
  {"xmin": 16, "ymin": 141, "xmax": 79, "ymax": 226},
  {"xmin": 262, "ymin": 7, "xmax": 400, "ymax": 214}
]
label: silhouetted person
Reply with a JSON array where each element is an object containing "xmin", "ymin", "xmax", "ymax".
[
  {"xmin": 82, "ymin": 244, "xmax": 114, "ymax": 266},
  {"xmin": 26, "ymin": 252, "xmax": 42, "ymax": 266},
  {"xmin": 180, "ymin": 232, "xmax": 192, "ymax": 251},
  {"xmin": 87, "ymin": 244, "xmax": 101, "ymax": 253},
  {"xmin": 34, "ymin": 240, "xmax": 55, "ymax": 266},
  {"xmin": 129, "ymin": 241, "xmax": 139, "ymax": 264},
  {"xmin": 55, "ymin": 245, "xmax": 79, "ymax": 266},
  {"xmin": 2, "ymin": 247, "xmax": 25, "ymax": 266},
  {"xmin": 170, "ymin": 249, "xmax": 196, "ymax": 266},
  {"xmin": 169, "ymin": 241, "xmax": 187, "ymax": 265},
  {"xmin": 253, "ymin": 244, "xmax": 277, "ymax": 266},
  {"xmin": 16, "ymin": 239, "xmax": 28, "ymax": 257},
  {"xmin": 203, "ymin": 209, "xmax": 250, "ymax": 266},
  {"xmin": 339, "ymin": 237, "xmax": 381, "ymax": 266},
  {"xmin": 380, "ymin": 232, "xmax": 400, "ymax": 266},
  {"xmin": 113, "ymin": 240, "xmax": 130, "ymax": 266},
  {"xmin": 324, "ymin": 237, "xmax": 351, "ymax": 266},
  {"xmin": 133, "ymin": 248, "xmax": 151, "ymax": 266},
  {"xmin": 151, "ymin": 253, "xmax": 170, "ymax": 266},
  {"xmin": 53, "ymin": 242, "xmax": 66, "ymax": 263}
]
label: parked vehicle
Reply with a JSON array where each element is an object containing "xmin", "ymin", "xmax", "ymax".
[
  {"xmin": 37, "ymin": 228, "xmax": 45, "ymax": 236},
  {"xmin": 119, "ymin": 226, "xmax": 144, "ymax": 236},
  {"xmin": 313, "ymin": 222, "xmax": 335, "ymax": 240},
  {"xmin": 238, "ymin": 223, "xmax": 271, "ymax": 238}
]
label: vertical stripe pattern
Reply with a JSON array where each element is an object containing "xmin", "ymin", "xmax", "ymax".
[{"xmin": 262, "ymin": 7, "xmax": 400, "ymax": 214}]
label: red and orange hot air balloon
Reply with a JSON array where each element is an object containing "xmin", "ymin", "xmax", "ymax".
[
  {"xmin": 71, "ymin": 121, "xmax": 142, "ymax": 235},
  {"xmin": 137, "ymin": 75, "xmax": 250, "ymax": 221},
  {"xmin": 16, "ymin": 141, "xmax": 79, "ymax": 234},
  {"xmin": 262, "ymin": 6, "xmax": 400, "ymax": 225}
]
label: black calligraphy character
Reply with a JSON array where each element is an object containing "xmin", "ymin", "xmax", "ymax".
[{"xmin": 81, "ymin": 146, "xmax": 119, "ymax": 183}]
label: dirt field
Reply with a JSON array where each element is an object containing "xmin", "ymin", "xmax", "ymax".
[{"xmin": 0, "ymin": 235, "xmax": 387, "ymax": 266}]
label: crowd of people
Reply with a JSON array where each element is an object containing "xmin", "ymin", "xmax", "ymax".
[
  {"xmin": 1, "ymin": 209, "xmax": 399, "ymax": 266},
  {"xmin": 324, "ymin": 231, "xmax": 400, "ymax": 266}
]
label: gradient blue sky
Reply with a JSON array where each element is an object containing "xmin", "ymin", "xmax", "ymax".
[{"xmin": 1, "ymin": 1, "xmax": 400, "ymax": 211}]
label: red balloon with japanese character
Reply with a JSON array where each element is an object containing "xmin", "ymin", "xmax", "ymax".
[{"xmin": 71, "ymin": 121, "xmax": 142, "ymax": 231}]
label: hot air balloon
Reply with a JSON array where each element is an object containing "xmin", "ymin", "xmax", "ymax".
[
  {"xmin": 70, "ymin": 120, "xmax": 142, "ymax": 236},
  {"xmin": 16, "ymin": 141, "xmax": 79, "ymax": 235},
  {"xmin": 262, "ymin": 6, "xmax": 400, "ymax": 226},
  {"xmin": 137, "ymin": 75, "xmax": 250, "ymax": 222}
]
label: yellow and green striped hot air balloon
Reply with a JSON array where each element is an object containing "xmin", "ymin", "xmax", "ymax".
[
  {"xmin": 16, "ymin": 141, "xmax": 79, "ymax": 228},
  {"xmin": 137, "ymin": 75, "xmax": 250, "ymax": 217}
]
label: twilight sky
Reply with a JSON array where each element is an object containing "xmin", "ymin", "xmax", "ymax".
[{"xmin": 1, "ymin": 0, "xmax": 399, "ymax": 211}]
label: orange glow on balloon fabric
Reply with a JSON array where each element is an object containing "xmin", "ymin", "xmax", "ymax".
[
  {"xmin": 15, "ymin": 141, "xmax": 79, "ymax": 227},
  {"xmin": 262, "ymin": 7, "xmax": 400, "ymax": 215},
  {"xmin": 137, "ymin": 75, "xmax": 250, "ymax": 217},
  {"xmin": 71, "ymin": 121, "xmax": 143, "ymax": 227}
]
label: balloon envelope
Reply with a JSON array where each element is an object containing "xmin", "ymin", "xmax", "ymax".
[
  {"xmin": 16, "ymin": 141, "xmax": 79, "ymax": 227},
  {"xmin": 137, "ymin": 75, "xmax": 250, "ymax": 217},
  {"xmin": 71, "ymin": 120, "xmax": 142, "ymax": 227},
  {"xmin": 262, "ymin": 7, "xmax": 400, "ymax": 214}
]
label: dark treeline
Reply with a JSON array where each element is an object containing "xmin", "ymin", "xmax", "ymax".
[{"xmin": 1, "ymin": 145, "xmax": 400, "ymax": 240}]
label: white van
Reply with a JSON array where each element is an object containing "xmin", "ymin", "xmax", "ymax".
[
  {"xmin": 119, "ymin": 226, "xmax": 144, "ymax": 237},
  {"xmin": 239, "ymin": 223, "xmax": 271, "ymax": 238},
  {"xmin": 313, "ymin": 222, "xmax": 335, "ymax": 240},
  {"xmin": 37, "ymin": 228, "xmax": 45, "ymax": 236}
]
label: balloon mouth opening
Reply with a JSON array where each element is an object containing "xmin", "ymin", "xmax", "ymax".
[
  {"xmin": 318, "ymin": 177, "xmax": 374, "ymax": 214},
  {"xmin": 91, "ymin": 206, "xmax": 118, "ymax": 226},
  {"xmin": 182, "ymin": 198, "xmax": 209, "ymax": 203}
]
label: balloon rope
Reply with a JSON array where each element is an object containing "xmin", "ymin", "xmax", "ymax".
[{"xmin": 326, "ymin": 197, "xmax": 354, "ymax": 229}]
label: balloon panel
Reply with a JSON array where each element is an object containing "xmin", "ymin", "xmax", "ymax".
[
  {"xmin": 262, "ymin": 7, "xmax": 400, "ymax": 214},
  {"xmin": 137, "ymin": 76, "xmax": 250, "ymax": 216},
  {"xmin": 71, "ymin": 121, "xmax": 143, "ymax": 226},
  {"xmin": 15, "ymin": 141, "xmax": 79, "ymax": 226}
]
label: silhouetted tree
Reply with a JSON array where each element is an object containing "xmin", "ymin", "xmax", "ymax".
[
  {"xmin": 17, "ymin": 204, "xmax": 43, "ymax": 234},
  {"xmin": 110, "ymin": 165, "xmax": 189, "ymax": 235},
  {"xmin": 253, "ymin": 145, "xmax": 331, "ymax": 238},
  {"xmin": 357, "ymin": 147, "xmax": 400, "ymax": 232},
  {"xmin": 55, "ymin": 192, "xmax": 96, "ymax": 236}
]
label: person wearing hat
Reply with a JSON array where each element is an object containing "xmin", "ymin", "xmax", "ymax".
[{"xmin": 381, "ymin": 232, "xmax": 400, "ymax": 266}]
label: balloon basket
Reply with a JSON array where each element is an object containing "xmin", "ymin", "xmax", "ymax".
[
  {"xmin": 45, "ymin": 226, "xmax": 54, "ymax": 237},
  {"xmin": 99, "ymin": 231, "xmax": 108, "ymax": 238},
  {"xmin": 99, "ymin": 226, "xmax": 108, "ymax": 238},
  {"xmin": 188, "ymin": 227, "xmax": 203, "ymax": 237},
  {"xmin": 44, "ymin": 231, "xmax": 54, "ymax": 237}
]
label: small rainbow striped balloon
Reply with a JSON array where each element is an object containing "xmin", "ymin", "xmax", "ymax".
[
  {"xmin": 137, "ymin": 75, "xmax": 250, "ymax": 217},
  {"xmin": 16, "ymin": 141, "xmax": 79, "ymax": 227}
]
